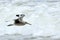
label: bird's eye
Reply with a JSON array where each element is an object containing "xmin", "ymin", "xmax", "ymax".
[{"xmin": 16, "ymin": 14, "xmax": 19, "ymax": 17}]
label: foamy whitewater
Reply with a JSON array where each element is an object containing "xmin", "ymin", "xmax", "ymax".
[{"xmin": 0, "ymin": 0, "xmax": 60, "ymax": 40}]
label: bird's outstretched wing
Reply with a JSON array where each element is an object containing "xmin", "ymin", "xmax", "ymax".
[{"xmin": 7, "ymin": 24, "xmax": 14, "ymax": 26}]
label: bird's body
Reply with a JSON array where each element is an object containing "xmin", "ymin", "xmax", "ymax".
[{"xmin": 14, "ymin": 19, "xmax": 26, "ymax": 26}]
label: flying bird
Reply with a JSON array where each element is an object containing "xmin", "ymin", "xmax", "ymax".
[{"xmin": 7, "ymin": 14, "xmax": 31, "ymax": 26}]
